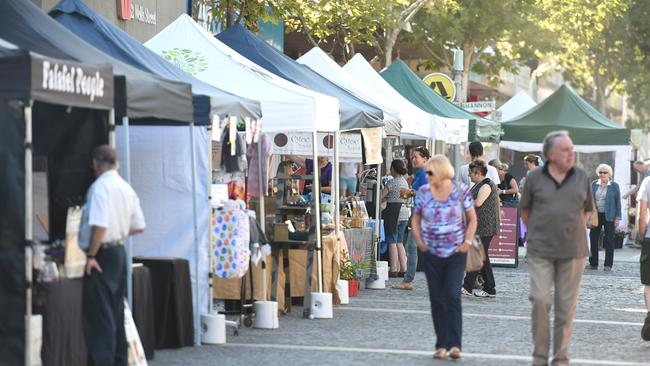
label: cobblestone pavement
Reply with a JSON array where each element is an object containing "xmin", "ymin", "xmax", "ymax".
[{"xmin": 150, "ymin": 247, "xmax": 650, "ymax": 365}]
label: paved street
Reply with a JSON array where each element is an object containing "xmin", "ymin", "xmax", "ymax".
[{"xmin": 150, "ymin": 247, "xmax": 650, "ymax": 365}]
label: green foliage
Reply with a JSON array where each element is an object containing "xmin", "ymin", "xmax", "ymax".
[{"xmin": 339, "ymin": 252, "xmax": 369, "ymax": 280}]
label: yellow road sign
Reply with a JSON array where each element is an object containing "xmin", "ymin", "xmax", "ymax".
[{"xmin": 422, "ymin": 72, "xmax": 456, "ymax": 102}]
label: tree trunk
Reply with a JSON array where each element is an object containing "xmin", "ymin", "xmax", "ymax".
[
  {"xmin": 596, "ymin": 85, "xmax": 607, "ymax": 114},
  {"xmin": 460, "ymin": 47, "xmax": 474, "ymax": 103},
  {"xmin": 384, "ymin": 40, "xmax": 395, "ymax": 67}
]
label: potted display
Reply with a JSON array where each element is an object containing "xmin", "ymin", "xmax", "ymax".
[
  {"xmin": 614, "ymin": 225, "xmax": 629, "ymax": 249},
  {"xmin": 340, "ymin": 252, "xmax": 367, "ymax": 297}
]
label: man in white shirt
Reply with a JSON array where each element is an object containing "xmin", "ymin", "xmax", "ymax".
[
  {"xmin": 634, "ymin": 175, "xmax": 650, "ymax": 341},
  {"xmin": 80, "ymin": 145, "xmax": 145, "ymax": 366},
  {"xmin": 460, "ymin": 141, "xmax": 500, "ymax": 187}
]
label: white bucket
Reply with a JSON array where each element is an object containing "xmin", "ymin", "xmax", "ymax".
[
  {"xmin": 201, "ymin": 313, "xmax": 226, "ymax": 344},
  {"xmin": 336, "ymin": 280, "xmax": 349, "ymax": 304},
  {"xmin": 365, "ymin": 277, "xmax": 386, "ymax": 289},
  {"xmin": 253, "ymin": 301, "xmax": 279, "ymax": 329},
  {"xmin": 310, "ymin": 292, "xmax": 333, "ymax": 318},
  {"xmin": 376, "ymin": 261, "xmax": 389, "ymax": 281}
]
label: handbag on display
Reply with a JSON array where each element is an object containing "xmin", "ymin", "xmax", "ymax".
[
  {"xmin": 350, "ymin": 197, "xmax": 366, "ymax": 228},
  {"xmin": 64, "ymin": 206, "xmax": 86, "ymax": 278},
  {"xmin": 211, "ymin": 200, "xmax": 250, "ymax": 279},
  {"xmin": 456, "ymin": 182, "xmax": 486, "ymax": 272}
]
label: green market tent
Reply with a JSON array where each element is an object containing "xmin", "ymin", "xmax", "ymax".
[
  {"xmin": 501, "ymin": 84, "xmax": 631, "ymax": 228},
  {"xmin": 502, "ymin": 84, "xmax": 629, "ymax": 145},
  {"xmin": 380, "ymin": 59, "xmax": 502, "ymax": 142}
]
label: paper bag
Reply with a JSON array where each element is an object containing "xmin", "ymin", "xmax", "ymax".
[
  {"xmin": 64, "ymin": 206, "xmax": 86, "ymax": 278},
  {"xmin": 124, "ymin": 300, "xmax": 147, "ymax": 366}
]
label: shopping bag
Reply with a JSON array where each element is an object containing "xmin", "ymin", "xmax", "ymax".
[
  {"xmin": 64, "ymin": 206, "xmax": 86, "ymax": 278},
  {"xmin": 465, "ymin": 238, "xmax": 485, "ymax": 272},
  {"xmin": 124, "ymin": 300, "xmax": 147, "ymax": 366},
  {"xmin": 211, "ymin": 200, "xmax": 250, "ymax": 279}
]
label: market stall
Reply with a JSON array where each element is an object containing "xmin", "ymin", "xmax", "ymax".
[
  {"xmin": 496, "ymin": 90, "xmax": 537, "ymax": 122},
  {"xmin": 501, "ymin": 84, "xmax": 631, "ymax": 224},
  {"xmin": 379, "ymin": 59, "xmax": 499, "ymax": 142},
  {"xmin": 0, "ymin": 39, "xmax": 114, "ymax": 366}
]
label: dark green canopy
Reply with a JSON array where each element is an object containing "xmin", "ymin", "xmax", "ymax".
[
  {"xmin": 380, "ymin": 59, "xmax": 502, "ymax": 142},
  {"xmin": 502, "ymin": 84, "xmax": 629, "ymax": 145}
]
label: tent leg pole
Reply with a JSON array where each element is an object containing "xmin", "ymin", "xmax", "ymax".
[
  {"xmin": 333, "ymin": 132, "xmax": 340, "ymax": 276},
  {"xmin": 123, "ymin": 117, "xmax": 133, "ymax": 310},
  {"xmin": 375, "ymin": 164, "xmax": 381, "ymax": 263},
  {"xmin": 257, "ymin": 129, "xmax": 267, "ymax": 301},
  {"xmin": 24, "ymin": 101, "xmax": 33, "ymax": 366},
  {"xmin": 312, "ymin": 132, "xmax": 323, "ymax": 294},
  {"xmin": 108, "ymin": 109, "xmax": 115, "ymax": 148},
  {"xmin": 189, "ymin": 122, "xmax": 201, "ymax": 346}
]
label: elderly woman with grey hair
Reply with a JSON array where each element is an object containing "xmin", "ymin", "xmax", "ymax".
[{"xmin": 587, "ymin": 163, "xmax": 621, "ymax": 271}]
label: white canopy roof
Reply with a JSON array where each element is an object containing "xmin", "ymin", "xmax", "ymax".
[
  {"xmin": 145, "ymin": 14, "xmax": 340, "ymax": 133},
  {"xmin": 498, "ymin": 90, "xmax": 537, "ymax": 122},
  {"xmin": 297, "ymin": 48, "xmax": 401, "ymax": 135},
  {"xmin": 342, "ymin": 53, "xmax": 450, "ymax": 141}
]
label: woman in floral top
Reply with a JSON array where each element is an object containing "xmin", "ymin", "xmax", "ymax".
[{"xmin": 411, "ymin": 155, "xmax": 477, "ymax": 360}]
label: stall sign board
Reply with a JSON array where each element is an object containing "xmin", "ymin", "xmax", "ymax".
[
  {"xmin": 461, "ymin": 101, "xmax": 496, "ymax": 113},
  {"xmin": 488, "ymin": 207, "xmax": 519, "ymax": 267},
  {"xmin": 268, "ymin": 132, "xmax": 362, "ymax": 161}
]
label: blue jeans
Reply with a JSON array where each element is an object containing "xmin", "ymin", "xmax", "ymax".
[
  {"xmin": 403, "ymin": 228, "xmax": 417, "ymax": 283},
  {"xmin": 421, "ymin": 250, "xmax": 467, "ymax": 350}
]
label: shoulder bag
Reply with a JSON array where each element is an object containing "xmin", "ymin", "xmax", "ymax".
[{"xmin": 456, "ymin": 181, "xmax": 486, "ymax": 272}]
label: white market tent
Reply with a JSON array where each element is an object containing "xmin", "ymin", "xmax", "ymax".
[
  {"xmin": 343, "ymin": 54, "xmax": 457, "ymax": 142},
  {"xmin": 297, "ymin": 47, "xmax": 403, "ymax": 137},
  {"xmin": 146, "ymin": 14, "xmax": 340, "ymax": 133},
  {"xmin": 498, "ymin": 90, "xmax": 537, "ymax": 122}
]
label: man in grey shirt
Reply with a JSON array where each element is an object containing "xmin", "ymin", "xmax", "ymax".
[{"xmin": 520, "ymin": 131, "xmax": 593, "ymax": 366}]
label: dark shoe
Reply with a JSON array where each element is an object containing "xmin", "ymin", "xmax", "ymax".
[
  {"xmin": 586, "ymin": 264, "xmax": 598, "ymax": 270},
  {"xmin": 642, "ymin": 312, "xmax": 650, "ymax": 341},
  {"xmin": 388, "ymin": 271, "xmax": 399, "ymax": 278},
  {"xmin": 397, "ymin": 271, "xmax": 405, "ymax": 278}
]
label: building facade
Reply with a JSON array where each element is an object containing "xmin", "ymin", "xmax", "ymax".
[{"xmin": 34, "ymin": 0, "xmax": 186, "ymax": 43}]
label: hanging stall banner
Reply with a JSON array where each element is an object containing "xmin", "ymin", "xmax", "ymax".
[
  {"xmin": 488, "ymin": 207, "xmax": 519, "ymax": 267},
  {"xmin": 437, "ymin": 116, "xmax": 469, "ymax": 145},
  {"xmin": 29, "ymin": 54, "xmax": 114, "ymax": 110},
  {"xmin": 268, "ymin": 132, "xmax": 363, "ymax": 162},
  {"xmin": 360, "ymin": 127, "xmax": 383, "ymax": 165}
]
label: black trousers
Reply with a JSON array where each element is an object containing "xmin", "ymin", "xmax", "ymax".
[
  {"xmin": 83, "ymin": 245, "xmax": 127, "ymax": 366},
  {"xmin": 462, "ymin": 235, "xmax": 496, "ymax": 294}
]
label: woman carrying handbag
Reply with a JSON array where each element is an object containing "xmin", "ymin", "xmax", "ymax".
[{"xmin": 410, "ymin": 155, "xmax": 477, "ymax": 360}]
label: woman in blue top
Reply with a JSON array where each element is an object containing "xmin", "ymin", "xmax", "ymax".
[
  {"xmin": 412, "ymin": 155, "xmax": 477, "ymax": 360},
  {"xmin": 588, "ymin": 163, "xmax": 621, "ymax": 271},
  {"xmin": 393, "ymin": 146, "xmax": 430, "ymax": 290}
]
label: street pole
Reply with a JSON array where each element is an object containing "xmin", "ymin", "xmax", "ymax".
[{"xmin": 451, "ymin": 49, "xmax": 464, "ymax": 173}]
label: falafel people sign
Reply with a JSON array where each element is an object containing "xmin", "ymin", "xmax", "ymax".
[
  {"xmin": 32, "ymin": 58, "xmax": 113, "ymax": 110},
  {"xmin": 269, "ymin": 132, "xmax": 363, "ymax": 162}
]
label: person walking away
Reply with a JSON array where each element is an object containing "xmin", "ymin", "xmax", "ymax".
[
  {"xmin": 519, "ymin": 131, "xmax": 593, "ymax": 366},
  {"xmin": 496, "ymin": 161, "xmax": 519, "ymax": 208},
  {"xmin": 625, "ymin": 161, "xmax": 650, "ymax": 249},
  {"xmin": 381, "ymin": 160, "xmax": 409, "ymax": 277},
  {"xmin": 462, "ymin": 160, "xmax": 500, "ymax": 298},
  {"xmin": 393, "ymin": 146, "xmax": 430, "ymax": 290},
  {"xmin": 339, "ymin": 162, "xmax": 360, "ymax": 198},
  {"xmin": 79, "ymin": 145, "xmax": 146, "ymax": 366},
  {"xmin": 634, "ymin": 175, "xmax": 650, "ymax": 340},
  {"xmin": 411, "ymin": 155, "xmax": 476, "ymax": 359},
  {"xmin": 460, "ymin": 141, "xmax": 500, "ymax": 187},
  {"xmin": 587, "ymin": 164, "xmax": 621, "ymax": 271}
]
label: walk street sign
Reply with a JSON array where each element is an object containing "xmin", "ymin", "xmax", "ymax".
[{"xmin": 422, "ymin": 72, "xmax": 456, "ymax": 102}]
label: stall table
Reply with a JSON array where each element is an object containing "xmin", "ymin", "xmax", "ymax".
[{"xmin": 133, "ymin": 257, "xmax": 194, "ymax": 349}]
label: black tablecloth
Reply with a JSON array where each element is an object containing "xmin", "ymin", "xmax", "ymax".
[
  {"xmin": 133, "ymin": 257, "xmax": 194, "ymax": 349},
  {"xmin": 34, "ymin": 278, "xmax": 87, "ymax": 366},
  {"xmin": 132, "ymin": 266, "xmax": 155, "ymax": 360}
]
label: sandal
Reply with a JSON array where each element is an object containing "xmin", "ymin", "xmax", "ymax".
[
  {"xmin": 433, "ymin": 348, "xmax": 448, "ymax": 359},
  {"xmin": 448, "ymin": 347, "xmax": 461, "ymax": 359}
]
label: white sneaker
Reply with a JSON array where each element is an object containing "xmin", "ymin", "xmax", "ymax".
[
  {"xmin": 473, "ymin": 289, "xmax": 493, "ymax": 298},
  {"xmin": 461, "ymin": 287, "xmax": 472, "ymax": 296}
]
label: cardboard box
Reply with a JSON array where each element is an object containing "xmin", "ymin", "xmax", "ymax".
[{"xmin": 273, "ymin": 223, "xmax": 289, "ymax": 241}]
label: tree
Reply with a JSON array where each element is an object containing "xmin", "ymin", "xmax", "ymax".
[
  {"xmin": 404, "ymin": 0, "xmax": 553, "ymax": 102},
  {"xmin": 537, "ymin": 0, "xmax": 629, "ymax": 114},
  {"xmin": 192, "ymin": 0, "xmax": 296, "ymax": 30}
]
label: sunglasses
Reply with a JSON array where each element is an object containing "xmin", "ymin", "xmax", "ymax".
[
  {"xmin": 426, "ymin": 170, "xmax": 434, "ymax": 177},
  {"xmin": 598, "ymin": 171, "xmax": 608, "ymax": 175}
]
